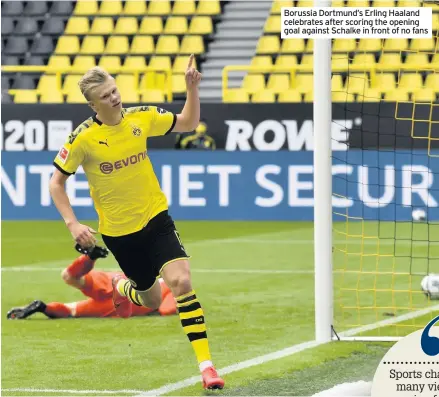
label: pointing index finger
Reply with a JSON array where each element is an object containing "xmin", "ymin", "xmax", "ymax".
[{"xmin": 187, "ymin": 54, "xmax": 194, "ymax": 69}]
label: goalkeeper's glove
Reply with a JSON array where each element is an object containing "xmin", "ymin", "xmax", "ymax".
[{"xmin": 75, "ymin": 243, "xmax": 109, "ymax": 260}]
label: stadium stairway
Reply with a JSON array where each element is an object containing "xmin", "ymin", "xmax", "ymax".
[{"xmin": 199, "ymin": 0, "xmax": 272, "ymax": 101}]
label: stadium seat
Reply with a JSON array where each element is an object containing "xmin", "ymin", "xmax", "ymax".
[
  {"xmin": 99, "ymin": 0, "xmax": 122, "ymax": 15},
  {"xmin": 1, "ymin": 18, "xmax": 14, "ymax": 35},
  {"xmin": 397, "ymin": 0, "xmax": 421, "ymax": 6},
  {"xmin": 4, "ymin": 37, "xmax": 28, "ymax": 55},
  {"xmin": 74, "ymin": 0, "xmax": 98, "ymax": 15},
  {"xmin": 14, "ymin": 90, "xmax": 38, "ymax": 103},
  {"xmin": 47, "ymin": 55, "xmax": 71, "ymax": 70},
  {"xmin": 24, "ymin": 55, "xmax": 45, "ymax": 66},
  {"xmin": 384, "ymin": 38, "xmax": 408, "ymax": 51},
  {"xmin": 358, "ymin": 88, "xmax": 382, "ymax": 102},
  {"xmin": 37, "ymin": 75, "xmax": 60, "ymax": 93},
  {"xmin": 142, "ymin": 89, "xmax": 165, "ymax": 103},
  {"xmin": 332, "ymin": 56, "xmax": 350, "ymax": 69},
  {"xmin": 120, "ymin": 89, "xmax": 140, "ymax": 103},
  {"xmin": 123, "ymin": 56, "xmax": 147, "ymax": 72},
  {"xmin": 296, "ymin": 0, "xmax": 314, "ymax": 7},
  {"xmin": 2, "ymin": 56, "xmax": 20, "ymax": 66},
  {"xmin": 173, "ymin": 55, "xmax": 197, "ymax": 72},
  {"xmin": 383, "ymin": 90, "xmax": 409, "ymax": 101},
  {"xmin": 189, "ymin": 16, "xmax": 213, "ymax": 35},
  {"xmin": 280, "ymin": 38, "xmax": 305, "ymax": 54},
  {"xmin": 180, "ymin": 36, "xmax": 204, "ymax": 54},
  {"xmin": 371, "ymin": 0, "xmax": 394, "ymax": 6},
  {"xmin": 140, "ymin": 72, "xmax": 157, "ymax": 90},
  {"xmin": 116, "ymin": 74, "xmax": 138, "ymax": 91},
  {"xmin": 98, "ymin": 56, "xmax": 122, "ymax": 74},
  {"xmin": 148, "ymin": 0, "xmax": 171, "ymax": 15},
  {"xmin": 156, "ymin": 36, "xmax": 180, "ymax": 54},
  {"xmin": 331, "ymin": 75, "xmax": 344, "ymax": 92},
  {"xmin": 301, "ymin": 54, "xmax": 313, "ymax": 65},
  {"xmin": 303, "ymin": 91, "xmax": 314, "ymax": 102},
  {"xmin": 123, "ymin": 0, "xmax": 147, "ymax": 15},
  {"xmin": 270, "ymin": 0, "xmax": 293, "ymax": 14},
  {"xmin": 252, "ymin": 90, "xmax": 276, "ymax": 103},
  {"xmin": 67, "ymin": 90, "xmax": 87, "ymax": 103},
  {"xmin": 378, "ymin": 53, "xmax": 402, "ymax": 70},
  {"xmin": 274, "ymin": 55, "xmax": 297, "ymax": 71},
  {"xmin": 130, "ymin": 36, "xmax": 155, "ymax": 54},
  {"xmin": 433, "ymin": 13, "xmax": 439, "ymax": 30},
  {"xmin": 425, "ymin": 73, "xmax": 439, "ymax": 90},
  {"xmin": 332, "ymin": 39, "xmax": 356, "ymax": 52},
  {"xmin": 65, "ymin": 17, "xmax": 90, "ymax": 35},
  {"xmin": 40, "ymin": 91, "xmax": 64, "ymax": 104},
  {"xmin": 267, "ymin": 74, "xmax": 290, "ymax": 94},
  {"xmin": 2, "ymin": 92, "xmax": 13, "ymax": 103},
  {"xmin": 257, "ymin": 36, "xmax": 280, "ymax": 54},
  {"xmin": 404, "ymin": 53, "xmax": 430, "ymax": 68},
  {"xmin": 431, "ymin": 54, "xmax": 439, "ymax": 68},
  {"xmin": 197, "ymin": 0, "xmax": 221, "ymax": 15},
  {"xmin": 357, "ymin": 39, "xmax": 382, "ymax": 52},
  {"xmin": 50, "ymin": 1, "xmax": 73, "ymax": 15},
  {"xmin": 371, "ymin": 73, "xmax": 396, "ymax": 92},
  {"xmin": 264, "ymin": 16, "xmax": 281, "ymax": 34},
  {"xmin": 295, "ymin": 74, "xmax": 313, "ymax": 94},
  {"xmin": 332, "ymin": 91, "xmax": 356, "ymax": 102},
  {"xmin": 15, "ymin": 18, "xmax": 39, "ymax": 35},
  {"xmin": 139, "ymin": 17, "xmax": 163, "ymax": 35},
  {"xmin": 30, "ymin": 36, "xmax": 54, "ymax": 55},
  {"xmin": 223, "ymin": 89, "xmax": 249, "ymax": 103},
  {"xmin": 105, "ymin": 36, "xmax": 129, "ymax": 55},
  {"xmin": 71, "ymin": 56, "xmax": 96, "ymax": 73},
  {"xmin": 352, "ymin": 53, "xmax": 376, "ymax": 67},
  {"xmin": 12, "ymin": 75, "xmax": 35, "ymax": 89},
  {"xmin": 242, "ymin": 74, "xmax": 265, "ymax": 94},
  {"xmin": 24, "ymin": 1, "xmax": 48, "ymax": 16},
  {"xmin": 114, "ymin": 17, "xmax": 138, "ymax": 35},
  {"xmin": 410, "ymin": 38, "xmax": 435, "ymax": 52},
  {"xmin": 398, "ymin": 73, "xmax": 423, "ymax": 92},
  {"xmin": 90, "ymin": 18, "xmax": 114, "ymax": 35},
  {"xmin": 164, "ymin": 17, "xmax": 188, "ymax": 35},
  {"xmin": 250, "ymin": 56, "xmax": 273, "ymax": 72},
  {"xmin": 345, "ymin": 74, "xmax": 370, "ymax": 94},
  {"xmin": 2, "ymin": 1, "xmax": 24, "ymax": 16},
  {"xmin": 412, "ymin": 88, "xmax": 436, "ymax": 102},
  {"xmin": 149, "ymin": 56, "xmax": 172, "ymax": 71},
  {"xmin": 278, "ymin": 90, "xmax": 302, "ymax": 103},
  {"xmin": 347, "ymin": 0, "xmax": 369, "ymax": 6},
  {"xmin": 305, "ymin": 40, "xmax": 313, "ymax": 53},
  {"xmin": 41, "ymin": 18, "xmax": 66, "ymax": 35},
  {"xmin": 423, "ymin": 0, "xmax": 439, "ymax": 8},
  {"xmin": 171, "ymin": 74, "xmax": 186, "ymax": 94},
  {"xmin": 62, "ymin": 74, "xmax": 82, "ymax": 94},
  {"xmin": 81, "ymin": 36, "xmax": 105, "ymax": 54},
  {"xmin": 173, "ymin": 0, "xmax": 196, "ymax": 15},
  {"xmin": 55, "ymin": 36, "xmax": 80, "ymax": 55}
]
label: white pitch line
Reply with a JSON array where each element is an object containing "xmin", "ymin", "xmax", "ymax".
[{"xmin": 1, "ymin": 388, "xmax": 145, "ymax": 395}]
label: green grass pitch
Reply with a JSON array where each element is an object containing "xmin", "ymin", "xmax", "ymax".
[{"xmin": 2, "ymin": 220, "xmax": 437, "ymax": 395}]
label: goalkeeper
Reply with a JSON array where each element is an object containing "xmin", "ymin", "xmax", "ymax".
[{"xmin": 7, "ymin": 245, "xmax": 176, "ymax": 320}]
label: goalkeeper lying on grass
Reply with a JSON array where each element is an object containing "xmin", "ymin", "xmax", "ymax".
[{"xmin": 7, "ymin": 245, "xmax": 176, "ymax": 320}]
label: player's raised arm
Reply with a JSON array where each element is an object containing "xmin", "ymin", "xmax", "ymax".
[{"xmin": 173, "ymin": 54, "xmax": 201, "ymax": 133}]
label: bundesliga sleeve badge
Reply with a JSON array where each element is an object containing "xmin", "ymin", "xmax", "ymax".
[{"xmin": 57, "ymin": 146, "xmax": 69, "ymax": 164}]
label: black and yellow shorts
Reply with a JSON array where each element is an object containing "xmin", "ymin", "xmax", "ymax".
[{"xmin": 102, "ymin": 210, "xmax": 189, "ymax": 291}]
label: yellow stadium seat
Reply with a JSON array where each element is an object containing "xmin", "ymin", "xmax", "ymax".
[
  {"xmin": 273, "ymin": 55, "xmax": 297, "ymax": 71},
  {"xmin": 242, "ymin": 74, "xmax": 265, "ymax": 94},
  {"xmin": 173, "ymin": 55, "xmax": 197, "ymax": 73},
  {"xmin": 333, "ymin": 39, "xmax": 356, "ymax": 52},
  {"xmin": 250, "ymin": 56, "xmax": 273, "ymax": 73},
  {"xmin": 105, "ymin": 36, "xmax": 129, "ymax": 54},
  {"xmin": 332, "ymin": 56, "xmax": 350, "ymax": 69},
  {"xmin": 47, "ymin": 55, "xmax": 71, "ymax": 70},
  {"xmin": 139, "ymin": 17, "xmax": 163, "ymax": 35},
  {"xmin": 148, "ymin": 0, "xmax": 171, "ymax": 15},
  {"xmin": 372, "ymin": 0, "xmax": 394, "ymax": 6},
  {"xmin": 123, "ymin": 0, "xmax": 147, "ymax": 15},
  {"xmin": 156, "ymin": 36, "xmax": 180, "ymax": 54},
  {"xmin": 120, "ymin": 90, "xmax": 140, "ymax": 103},
  {"xmin": 140, "ymin": 72, "xmax": 156, "ymax": 90},
  {"xmin": 278, "ymin": 90, "xmax": 302, "ymax": 103},
  {"xmin": 383, "ymin": 90, "xmax": 409, "ymax": 101},
  {"xmin": 372, "ymin": 73, "xmax": 396, "ymax": 92},
  {"xmin": 90, "ymin": 17, "xmax": 114, "ymax": 35},
  {"xmin": 180, "ymin": 35, "xmax": 204, "ymax": 54},
  {"xmin": 267, "ymin": 74, "xmax": 291, "ymax": 93},
  {"xmin": 40, "ymin": 91, "xmax": 64, "ymax": 104},
  {"xmin": 149, "ymin": 56, "xmax": 172, "ymax": 71},
  {"xmin": 142, "ymin": 89, "xmax": 165, "ymax": 103},
  {"xmin": 410, "ymin": 38, "xmax": 436, "ymax": 52},
  {"xmin": 130, "ymin": 36, "xmax": 155, "ymax": 54},
  {"xmin": 197, "ymin": 0, "xmax": 221, "ymax": 15},
  {"xmin": 295, "ymin": 74, "xmax": 313, "ymax": 94},
  {"xmin": 189, "ymin": 16, "xmax": 213, "ymax": 35},
  {"xmin": 358, "ymin": 88, "xmax": 382, "ymax": 102},
  {"xmin": 154, "ymin": 73, "xmax": 167, "ymax": 91},
  {"xmin": 123, "ymin": 56, "xmax": 147, "ymax": 72},
  {"xmin": 280, "ymin": 38, "xmax": 305, "ymax": 53},
  {"xmin": 164, "ymin": 17, "xmax": 188, "ymax": 35},
  {"xmin": 74, "ymin": 0, "xmax": 98, "ymax": 15},
  {"xmin": 99, "ymin": 0, "xmax": 122, "ymax": 15},
  {"xmin": 345, "ymin": 74, "xmax": 370, "ymax": 94},
  {"xmin": 71, "ymin": 56, "xmax": 96, "ymax": 73},
  {"xmin": 331, "ymin": 75, "xmax": 343, "ymax": 92},
  {"xmin": 171, "ymin": 74, "xmax": 186, "ymax": 94},
  {"xmin": 271, "ymin": 0, "xmax": 293, "ymax": 14},
  {"xmin": 332, "ymin": 91, "xmax": 356, "ymax": 102},
  {"xmin": 301, "ymin": 54, "xmax": 313, "ymax": 65},
  {"xmin": 347, "ymin": 0, "xmax": 369, "ymax": 6},
  {"xmin": 378, "ymin": 53, "xmax": 402, "ymax": 70},
  {"xmin": 352, "ymin": 53, "xmax": 376, "ymax": 67},
  {"xmin": 425, "ymin": 73, "xmax": 439, "ymax": 89},
  {"xmin": 433, "ymin": 13, "xmax": 439, "ymax": 30},
  {"xmin": 404, "ymin": 53, "xmax": 430, "ymax": 68},
  {"xmin": 98, "ymin": 56, "xmax": 122, "ymax": 73},
  {"xmin": 252, "ymin": 90, "xmax": 276, "ymax": 103},
  {"xmin": 397, "ymin": 0, "xmax": 420, "ymax": 6},
  {"xmin": 116, "ymin": 74, "xmax": 138, "ymax": 91},
  {"xmin": 257, "ymin": 36, "xmax": 280, "ymax": 54},
  {"xmin": 423, "ymin": 0, "xmax": 439, "ymax": 8},
  {"xmin": 413, "ymin": 88, "xmax": 436, "ymax": 102},
  {"xmin": 81, "ymin": 36, "xmax": 105, "ymax": 54},
  {"xmin": 66, "ymin": 89, "xmax": 87, "ymax": 103},
  {"xmin": 224, "ymin": 89, "xmax": 249, "ymax": 103},
  {"xmin": 63, "ymin": 74, "xmax": 81, "ymax": 93},
  {"xmin": 173, "ymin": 0, "xmax": 196, "ymax": 15},
  {"xmin": 114, "ymin": 17, "xmax": 138, "ymax": 35},
  {"xmin": 303, "ymin": 91, "xmax": 314, "ymax": 102},
  {"xmin": 431, "ymin": 54, "xmax": 439, "ymax": 68},
  {"xmin": 37, "ymin": 75, "xmax": 60, "ymax": 94},
  {"xmin": 330, "ymin": 0, "xmax": 344, "ymax": 5},
  {"xmin": 296, "ymin": 0, "xmax": 313, "ymax": 7},
  {"xmin": 305, "ymin": 39, "xmax": 313, "ymax": 53},
  {"xmin": 398, "ymin": 73, "xmax": 423, "ymax": 92},
  {"xmin": 65, "ymin": 17, "xmax": 90, "ymax": 34},
  {"xmin": 14, "ymin": 90, "xmax": 38, "ymax": 104},
  {"xmin": 384, "ymin": 38, "xmax": 408, "ymax": 51},
  {"xmin": 357, "ymin": 39, "xmax": 382, "ymax": 52},
  {"xmin": 264, "ymin": 16, "xmax": 280, "ymax": 34},
  {"xmin": 55, "ymin": 36, "xmax": 80, "ymax": 55}
]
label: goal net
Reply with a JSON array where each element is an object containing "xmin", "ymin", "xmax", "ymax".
[{"xmin": 330, "ymin": 19, "xmax": 439, "ymax": 340}]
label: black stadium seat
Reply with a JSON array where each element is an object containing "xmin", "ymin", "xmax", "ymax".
[
  {"xmin": 12, "ymin": 75, "xmax": 36, "ymax": 90},
  {"xmin": 30, "ymin": 36, "xmax": 54, "ymax": 55},
  {"xmin": 24, "ymin": 55, "xmax": 45, "ymax": 66},
  {"xmin": 15, "ymin": 18, "xmax": 39, "ymax": 35},
  {"xmin": 1, "ymin": 18, "xmax": 14, "ymax": 35},
  {"xmin": 50, "ymin": 1, "xmax": 73, "ymax": 16},
  {"xmin": 2, "ymin": 91, "xmax": 13, "ymax": 103},
  {"xmin": 41, "ymin": 18, "xmax": 66, "ymax": 35},
  {"xmin": 2, "ymin": 1, "xmax": 24, "ymax": 16},
  {"xmin": 2, "ymin": 55, "xmax": 20, "ymax": 65},
  {"xmin": 2, "ymin": 76, "xmax": 11, "ymax": 90},
  {"xmin": 4, "ymin": 36, "xmax": 29, "ymax": 55},
  {"xmin": 24, "ymin": 1, "xmax": 48, "ymax": 16}
]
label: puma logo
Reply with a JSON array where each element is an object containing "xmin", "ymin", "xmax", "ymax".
[{"xmin": 99, "ymin": 139, "xmax": 109, "ymax": 147}]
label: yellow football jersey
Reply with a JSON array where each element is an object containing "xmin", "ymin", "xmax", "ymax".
[{"xmin": 53, "ymin": 106, "xmax": 176, "ymax": 237}]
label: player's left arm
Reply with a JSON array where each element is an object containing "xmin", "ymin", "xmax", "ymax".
[{"xmin": 172, "ymin": 54, "xmax": 201, "ymax": 133}]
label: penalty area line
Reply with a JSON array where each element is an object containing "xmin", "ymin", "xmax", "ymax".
[{"xmin": 0, "ymin": 388, "xmax": 146, "ymax": 395}]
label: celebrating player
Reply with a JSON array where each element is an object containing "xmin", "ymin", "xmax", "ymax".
[
  {"xmin": 7, "ymin": 245, "xmax": 176, "ymax": 320},
  {"xmin": 49, "ymin": 55, "xmax": 224, "ymax": 390}
]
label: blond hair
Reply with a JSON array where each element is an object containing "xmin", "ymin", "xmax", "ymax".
[{"xmin": 78, "ymin": 67, "xmax": 111, "ymax": 100}]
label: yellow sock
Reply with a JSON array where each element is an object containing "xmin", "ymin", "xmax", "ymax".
[
  {"xmin": 117, "ymin": 279, "xmax": 143, "ymax": 306},
  {"xmin": 176, "ymin": 290, "xmax": 212, "ymax": 364}
]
